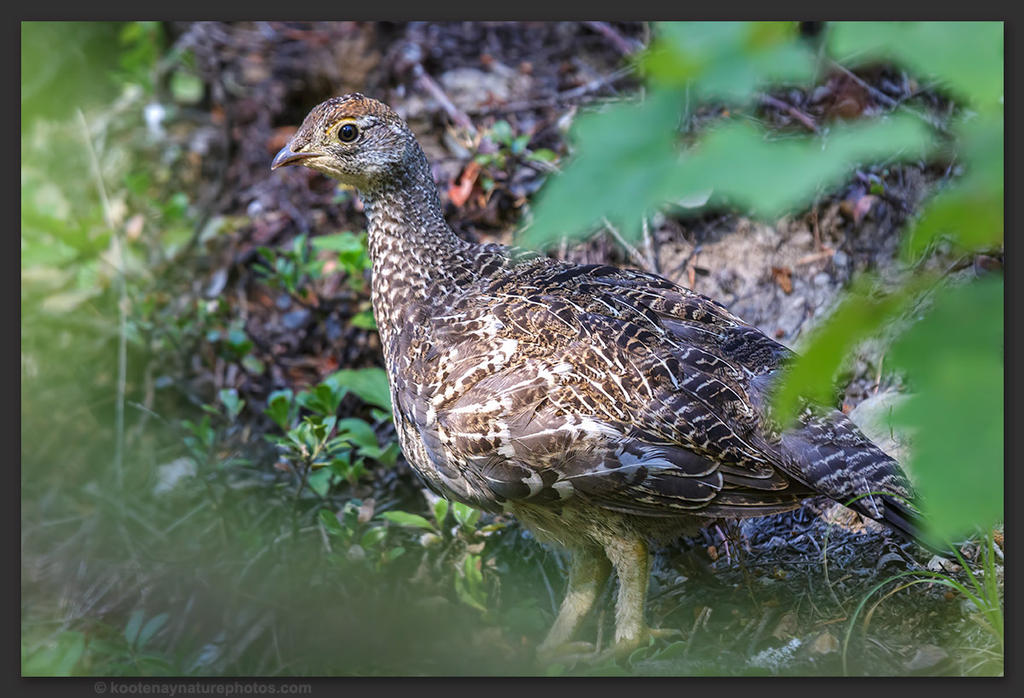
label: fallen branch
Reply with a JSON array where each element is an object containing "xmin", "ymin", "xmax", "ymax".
[
  {"xmin": 583, "ymin": 21, "xmax": 644, "ymax": 55},
  {"xmin": 395, "ymin": 42, "xmax": 478, "ymax": 137},
  {"xmin": 603, "ymin": 217, "xmax": 654, "ymax": 273},
  {"xmin": 759, "ymin": 92, "xmax": 819, "ymax": 133},
  {"xmin": 795, "ymin": 247, "xmax": 836, "ymax": 265}
]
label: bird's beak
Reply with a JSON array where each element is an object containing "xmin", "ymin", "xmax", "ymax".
[{"xmin": 271, "ymin": 144, "xmax": 321, "ymax": 170}]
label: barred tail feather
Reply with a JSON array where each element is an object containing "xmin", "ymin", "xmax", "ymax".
[{"xmin": 777, "ymin": 409, "xmax": 930, "ymax": 547}]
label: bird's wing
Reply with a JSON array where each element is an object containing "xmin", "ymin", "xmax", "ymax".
[{"xmin": 415, "ymin": 262, "xmax": 816, "ymax": 517}]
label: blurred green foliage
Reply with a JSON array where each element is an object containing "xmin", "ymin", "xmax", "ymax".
[
  {"xmin": 523, "ymin": 21, "xmax": 1003, "ymax": 542},
  {"xmin": 828, "ymin": 22, "xmax": 1003, "ymax": 110},
  {"xmin": 22, "ymin": 21, "xmax": 517, "ymax": 676},
  {"xmin": 888, "ymin": 278, "xmax": 1003, "ymax": 540},
  {"xmin": 641, "ymin": 22, "xmax": 815, "ymax": 100},
  {"xmin": 22, "ymin": 22, "xmax": 129, "ymax": 118}
]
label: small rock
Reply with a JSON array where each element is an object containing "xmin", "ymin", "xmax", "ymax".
[
  {"xmin": 833, "ymin": 250, "xmax": 849, "ymax": 267},
  {"xmin": 811, "ymin": 631, "xmax": 839, "ymax": 655},
  {"xmin": 144, "ymin": 101, "xmax": 166, "ymax": 138},
  {"xmin": 790, "ymin": 230, "xmax": 813, "ymax": 247},
  {"xmin": 153, "ymin": 457, "xmax": 197, "ymax": 495},
  {"xmin": 904, "ymin": 644, "xmax": 949, "ymax": 673},
  {"xmin": 281, "ymin": 308, "xmax": 311, "ymax": 330},
  {"xmin": 439, "ymin": 67, "xmax": 530, "ymax": 112},
  {"xmin": 775, "ymin": 295, "xmax": 807, "ymax": 339},
  {"xmin": 772, "ymin": 611, "xmax": 799, "ymax": 641},
  {"xmin": 822, "ymin": 502, "xmax": 865, "ymax": 531},
  {"xmin": 748, "ymin": 637, "xmax": 802, "ymax": 672},
  {"xmin": 927, "ymin": 555, "xmax": 961, "ymax": 573}
]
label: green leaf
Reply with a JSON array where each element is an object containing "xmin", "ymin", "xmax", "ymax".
[
  {"xmin": 124, "ymin": 609, "xmax": 145, "ymax": 646},
  {"xmin": 218, "ymin": 388, "xmax": 244, "ymax": 420},
  {"xmin": 771, "ymin": 275, "xmax": 916, "ymax": 423},
  {"xmin": 433, "ymin": 498, "xmax": 449, "ymax": 527},
  {"xmin": 319, "ymin": 508, "xmax": 345, "ymax": 535},
  {"xmin": 669, "ymin": 115, "xmax": 932, "ymax": 219},
  {"xmin": 264, "ymin": 389, "xmax": 294, "ymax": 430},
  {"xmin": 455, "ymin": 554, "xmax": 488, "ymax": 611},
  {"xmin": 360, "ymin": 526, "xmax": 387, "ymax": 549},
  {"xmin": 379, "ymin": 510, "xmax": 436, "ymax": 530},
  {"xmin": 326, "ymin": 452, "xmax": 353, "ymax": 479},
  {"xmin": 325, "ymin": 368, "xmax": 392, "ymax": 412},
  {"xmin": 829, "ymin": 22, "xmax": 1003, "ymax": 111},
  {"xmin": 376, "ymin": 441, "xmax": 401, "ymax": 468},
  {"xmin": 22, "ymin": 630, "xmax": 85, "ymax": 676},
  {"xmin": 526, "ymin": 148, "xmax": 558, "ymax": 163},
  {"xmin": 312, "ymin": 231, "xmax": 371, "ymax": 275},
  {"xmin": 241, "ymin": 354, "xmax": 265, "ymax": 375},
  {"xmin": 334, "ymin": 418, "xmax": 380, "ymax": 453},
  {"xmin": 137, "ymin": 613, "xmax": 169, "ymax": 650},
  {"xmin": 644, "ymin": 22, "xmax": 814, "ymax": 101},
  {"xmin": 518, "ymin": 88, "xmax": 689, "ymax": 248},
  {"xmin": 452, "ymin": 502, "xmax": 481, "ymax": 529},
  {"xmin": 296, "ymin": 382, "xmax": 345, "ymax": 417},
  {"xmin": 908, "ymin": 186, "xmax": 1003, "ymax": 258},
  {"xmin": 307, "ymin": 467, "xmax": 333, "ymax": 497},
  {"xmin": 312, "ymin": 231, "xmax": 362, "ymax": 252},
  {"xmin": 350, "ymin": 309, "xmax": 377, "ymax": 330},
  {"xmin": 905, "ymin": 113, "xmax": 1003, "ymax": 258},
  {"xmin": 489, "ymin": 120, "xmax": 513, "ymax": 145},
  {"xmin": 889, "ymin": 277, "xmax": 1003, "ymax": 542},
  {"xmin": 522, "ymin": 95, "xmax": 933, "ymax": 250},
  {"xmin": 224, "ymin": 326, "xmax": 253, "ymax": 357}
]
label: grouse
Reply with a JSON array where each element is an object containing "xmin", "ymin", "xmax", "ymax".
[{"xmin": 272, "ymin": 94, "xmax": 921, "ymax": 660}]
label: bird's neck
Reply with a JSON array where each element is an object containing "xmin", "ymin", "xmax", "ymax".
[{"xmin": 361, "ymin": 154, "xmax": 470, "ymax": 352}]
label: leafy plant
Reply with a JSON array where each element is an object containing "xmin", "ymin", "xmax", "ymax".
[
  {"xmin": 255, "ymin": 233, "xmax": 324, "ymax": 297},
  {"xmin": 378, "ymin": 496, "xmax": 503, "ymax": 612},
  {"xmin": 522, "ymin": 20, "xmax": 1004, "ymax": 543},
  {"xmin": 22, "ymin": 610, "xmax": 177, "ymax": 676},
  {"xmin": 317, "ymin": 500, "xmax": 407, "ymax": 572},
  {"xmin": 311, "ymin": 231, "xmax": 372, "ymax": 291},
  {"xmin": 22, "ymin": 630, "xmax": 87, "ymax": 676},
  {"xmin": 263, "ymin": 371, "xmax": 398, "ymax": 497},
  {"xmin": 472, "ymin": 119, "xmax": 559, "ymax": 195}
]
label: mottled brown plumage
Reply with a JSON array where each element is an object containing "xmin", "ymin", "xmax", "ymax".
[{"xmin": 273, "ymin": 94, "xmax": 920, "ymax": 661}]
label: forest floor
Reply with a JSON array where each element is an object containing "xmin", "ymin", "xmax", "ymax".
[{"xmin": 21, "ymin": 22, "xmax": 1003, "ymax": 676}]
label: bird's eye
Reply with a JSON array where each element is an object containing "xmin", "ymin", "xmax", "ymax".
[{"xmin": 337, "ymin": 123, "xmax": 359, "ymax": 143}]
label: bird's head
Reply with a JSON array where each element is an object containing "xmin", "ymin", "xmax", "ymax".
[{"xmin": 271, "ymin": 93, "xmax": 421, "ymax": 192}]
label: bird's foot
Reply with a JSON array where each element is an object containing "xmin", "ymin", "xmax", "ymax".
[
  {"xmin": 593, "ymin": 626, "xmax": 682, "ymax": 664},
  {"xmin": 537, "ymin": 640, "xmax": 599, "ymax": 666},
  {"xmin": 539, "ymin": 626, "xmax": 682, "ymax": 668}
]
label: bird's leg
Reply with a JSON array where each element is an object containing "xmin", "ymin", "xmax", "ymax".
[
  {"xmin": 600, "ymin": 537, "xmax": 681, "ymax": 659},
  {"xmin": 606, "ymin": 536, "xmax": 651, "ymax": 650},
  {"xmin": 537, "ymin": 546, "xmax": 611, "ymax": 658}
]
